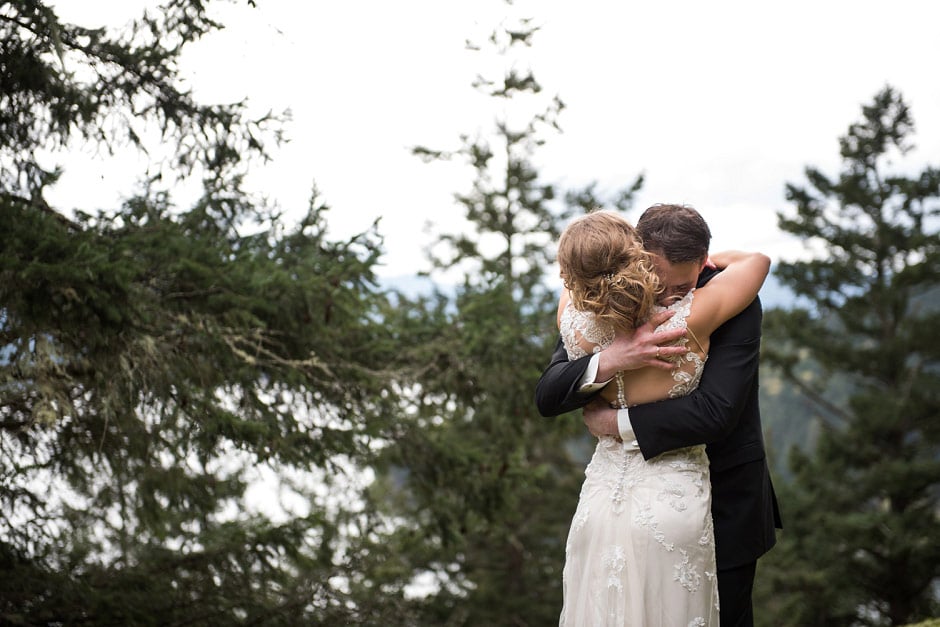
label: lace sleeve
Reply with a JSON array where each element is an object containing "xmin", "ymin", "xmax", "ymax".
[{"xmin": 559, "ymin": 301, "xmax": 615, "ymax": 360}]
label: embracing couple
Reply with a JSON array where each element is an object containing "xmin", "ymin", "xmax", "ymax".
[{"xmin": 536, "ymin": 204, "xmax": 783, "ymax": 626}]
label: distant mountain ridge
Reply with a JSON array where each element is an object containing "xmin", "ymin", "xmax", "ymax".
[{"xmin": 380, "ymin": 267, "xmax": 801, "ymax": 310}]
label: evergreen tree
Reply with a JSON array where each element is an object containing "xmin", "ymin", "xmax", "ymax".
[
  {"xmin": 1, "ymin": 2, "xmax": 401, "ymax": 623},
  {"xmin": 756, "ymin": 86, "xmax": 940, "ymax": 626},
  {"xmin": 366, "ymin": 10, "xmax": 643, "ymax": 626}
]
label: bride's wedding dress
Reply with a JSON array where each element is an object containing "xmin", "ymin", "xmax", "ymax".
[{"xmin": 559, "ymin": 290, "xmax": 719, "ymax": 626}]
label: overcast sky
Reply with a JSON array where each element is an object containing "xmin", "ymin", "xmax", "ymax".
[{"xmin": 49, "ymin": 0, "xmax": 940, "ymax": 286}]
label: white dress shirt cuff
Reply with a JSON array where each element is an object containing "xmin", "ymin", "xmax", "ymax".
[
  {"xmin": 617, "ymin": 407, "xmax": 632, "ymax": 441},
  {"xmin": 578, "ymin": 353, "xmax": 611, "ymax": 393}
]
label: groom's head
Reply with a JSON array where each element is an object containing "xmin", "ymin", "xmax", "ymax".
[{"xmin": 636, "ymin": 204, "xmax": 711, "ymax": 305}]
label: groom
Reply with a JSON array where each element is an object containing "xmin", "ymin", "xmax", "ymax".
[{"xmin": 536, "ymin": 204, "xmax": 782, "ymax": 627}]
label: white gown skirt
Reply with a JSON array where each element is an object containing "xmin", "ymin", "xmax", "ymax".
[{"xmin": 560, "ymin": 436, "xmax": 719, "ymax": 627}]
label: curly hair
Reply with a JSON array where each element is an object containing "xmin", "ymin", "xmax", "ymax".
[{"xmin": 557, "ymin": 210, "xmax": 661, "ymax": 331}]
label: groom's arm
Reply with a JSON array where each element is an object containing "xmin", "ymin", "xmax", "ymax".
[
  {"xmin": 534, "ymin": 336, "xmax": 598, "ymax": 417},
  {"xmin": 631, "ymin": 298, "xmax": 762, "ymax": 459},
  {"xmin": 583, "ymin": 297, "xmax": 763, "ymax": 459},
  {"xmin": 535, "ymin": 310, "xmax": 689, "ymax": 417}
]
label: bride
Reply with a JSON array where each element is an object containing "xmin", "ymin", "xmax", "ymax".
[{"xmin": 555, "ymin": 209, "xmax": 769, "ymax": 626}]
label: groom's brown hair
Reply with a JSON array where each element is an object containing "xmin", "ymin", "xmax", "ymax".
[{"xmin": 636, "ymin": 204, "xmax": 711, "ymax": 264}]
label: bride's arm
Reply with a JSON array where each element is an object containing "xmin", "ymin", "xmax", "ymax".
[
  {"xmin": 585, "ymin": 294, "xmax": 765, "ymax": 456},
  {"xmin": 556, "ymin": 290, "xmax": 603, "ymax": 357},
  {"xmin": 605, "ymin": 251, "xmax": 769, "ymax": 412},
  {"xmin": 691, "ymin": 251, "xmax": 770, "ymax": 337}
]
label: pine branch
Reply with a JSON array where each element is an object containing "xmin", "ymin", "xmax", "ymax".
[
  {"xmin": 778, "ymin": 367, "xmax": 852, "ymax": 429},
  {"xmin": 0, "ymin": 191, "xmax": 82, "ymax": 231}
]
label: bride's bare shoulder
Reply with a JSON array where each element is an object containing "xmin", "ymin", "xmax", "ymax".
[{"xmin": 556, "ymin": 289, "xmax": 571, "ymax": 328}]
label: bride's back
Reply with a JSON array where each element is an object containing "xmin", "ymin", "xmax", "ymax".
[{"xmin": 559, "ymin": 289, "xmax": 706, "ymax": 408}]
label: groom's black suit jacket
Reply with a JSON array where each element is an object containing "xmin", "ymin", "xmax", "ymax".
[{"xmin": 535, "ymin": 267, "xmax": 782, "ymax": 570}]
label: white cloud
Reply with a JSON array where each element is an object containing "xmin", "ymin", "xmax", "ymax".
[{"xmin": 47, "ymin": 0, "xmax": 940, "ymax": 277}]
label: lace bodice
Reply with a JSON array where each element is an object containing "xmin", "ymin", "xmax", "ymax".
[{"xmin": 559, "ymin": 289, "xmax": 706, "ymax": 405}]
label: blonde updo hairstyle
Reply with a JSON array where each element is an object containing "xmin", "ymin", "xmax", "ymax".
[{"xmin": 558, "ymin": 210, "xmax": 661, "ymax": 331}]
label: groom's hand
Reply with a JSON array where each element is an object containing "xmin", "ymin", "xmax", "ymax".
[
  {"xmin": 595, "ymin": 309, "xmax": 688, "ymax": 381},
  {"xmin": 583, "ymin": 398, "xmax": 620, "ymax": 439}
]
